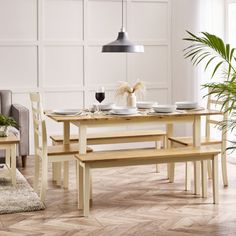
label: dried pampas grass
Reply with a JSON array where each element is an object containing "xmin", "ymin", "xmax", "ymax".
[{"xmin": 115, "ymin": 80, "xmax": 145, "ymax": 97}]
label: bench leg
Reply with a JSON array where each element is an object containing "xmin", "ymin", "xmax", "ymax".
[
  {"xmin": 207, "ymin": 160, "xmax": 212, "ymax": 179},
  {"xmin": 166, "ymin": 124, "xmax": 174, "ymax": 181},
  {"xmin": 76, "ymin": 161, "xmax": 79, "ymax": 193},
  {"xmin": 194, "ymin": 161, "xmax": 201, "ymax": 195},
  {"xmin": 185, "ymin": 162, "xmax": 191, "ymax": 191},
  {"xmin": 52, "ymin": 163, "xmax": 56, "ymax": 181},
  {"xmin": 56, "ymin": 163, "xmax": 62, "ymax": 186},
  {"xmin": 155, "ymin": 141, "xmax": 161, "ymax": 173},
  {"xmin": 83, "ymin": 164, "xmax": 90, "ymax": 217},
  {"xmin": 63, "ymin": 161, "xmax": 69, "ymax": 189},
  {"xmin": 168, "ymin": 163, "xmax": 175, "ymax": 183},
  {"xmin": 212, "ymin": 155, "xmax": 219, "ymax": 204},
  {"xmin": 78, "ymin": 162, "xmax": 84, "ymax": 210},
  {"xmin": 90, "ymin": 172, "xmax": 93, "ymax": 201},
  {"xmin": 201, "ymin": 160, "xmax": 207, "ymax": 198}
]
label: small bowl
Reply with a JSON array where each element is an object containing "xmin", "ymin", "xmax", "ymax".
[
  {"xmin": 175, "ymin": 101, "xmax": 198, "ymax": 109},
  {"xmin": 111, "ymin": 106, "xmax": 137, "ymax": 115},
  {"xmin": 93, "ymin": 103, "xmax": 115, "ymax": 111},
  {"xmin": 152, "ymin": 105, "xmax": 176, "ymax": 113},
  {"xmin": 136, "ymin": 101, "xmax": 157, "ymax": 109}
]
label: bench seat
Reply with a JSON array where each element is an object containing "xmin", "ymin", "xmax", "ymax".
[
  {"xmin": 47, "ymin": 144, "xmax": 92, "ymax": 156},
  {"xmin": 75, "ymin": 146, "xmax": 221, "ymax": 216},
  {"xmin": 169, "ymin": 136, "xmax": 221, "ymax": 146},
  {"xmin": 50, "ymin": 130, "xmax": 166, "ymax": 145}
]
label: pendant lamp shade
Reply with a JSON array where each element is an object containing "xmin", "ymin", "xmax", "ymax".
[
  {"xmin": 102, "ymin": 30, "xmax": 144, "ymax": 53},
  {"xmin": 101, "ymin": 0, "xmax": 144, "ymax": 53}
]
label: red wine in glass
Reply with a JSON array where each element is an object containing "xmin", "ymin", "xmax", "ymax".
[
  {"xmin": 95, "ymin": 92, "xmax": 105, "ymax": 103},
  {"xmin": 95, "ymin": 87, "xmax": 105, "ymax": 113}
]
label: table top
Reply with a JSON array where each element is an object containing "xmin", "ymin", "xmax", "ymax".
[
  {"xmin": 0, "ymin": 134, "xmax": 20, "ymax": 144},
  {"xmin": 45, "ymin": 109, "xmax": 222, "ymax": 124}
]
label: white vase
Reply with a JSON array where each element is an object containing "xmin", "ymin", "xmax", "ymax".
[
  {"xmin": 0, "ymin": 126, "xmax": 8, "ymax": 137},
  {"xmin": 127, "ymin": 93, "xmax": 137, "ymax": 107}
]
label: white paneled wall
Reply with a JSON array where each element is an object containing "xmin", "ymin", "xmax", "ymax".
[{"xmin": 0, "ymin": 0, "xmax": 171, "ymax": 153}]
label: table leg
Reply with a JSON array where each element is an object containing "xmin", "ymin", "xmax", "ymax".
[
  {"xmin": 63, "ymin": 121, "xmax": 70, "ymax": 188},
  {"xmin": 166, "ymin": 123, "xmax": 174, "ymax": 182},
  {"xmin": 63, "ymin": 122, "xmax": 70, "ymax": 144},
  {"xmin": 5, "ymin": 148, "xmax": 10, "ymax": 167},
  {"xmin": 212, "ymin": 155, "xmax": 219, "ymax": 204},
  {"xmin": 201, "ymin": 160, "xmax": 207, "ymax": 198},
  {"xmin": 193, "ymin": 116, "xmax": 201, "ymax": 195},
  {"xmin": 11, "ymin": 144, "xmax": 16, "ymax": 186}
]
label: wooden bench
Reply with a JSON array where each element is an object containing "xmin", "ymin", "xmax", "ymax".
[
  {"xmin": 75, "ymin": 146, "xmax": 221, "ymax": 216},
  {"xmin": 51, "ymin": 130, "xmax": 167, "ymax": 177},
  {"xmin": 50, "ymin": 130, "xmax": 166, "ymax": 145}
]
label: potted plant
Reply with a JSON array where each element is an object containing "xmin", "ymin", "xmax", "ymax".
[
  {"xmin": 0, "ymin": 114, "xmax": 18, "ymax": 137},
  {"xmin": 116, "ymin": 80, "xmax": 145, "ymax": 107},
  {"xmin": 183, "ymin": 31, "xmax": 236, "ymax": 151}
]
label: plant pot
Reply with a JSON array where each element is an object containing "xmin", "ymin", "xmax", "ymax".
[
  {"xmin": 0, "ymin": 126, "xmax": 9, "ymax": 137},
  {"xmin": 127, "ymin": 93, "xmax": 137, "ymax": 107}
]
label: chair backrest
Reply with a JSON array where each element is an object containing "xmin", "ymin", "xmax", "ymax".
[
  {"xmin": 29, "ymin": 93, "xmax": 47, "ymax": 157},
  {"xmin": 205, "ymin": 89, "xmax": 228, "ymax": 140},
  {"xmin": 0, "ymin": 90, "xmax": 12, "ymax": 116}
]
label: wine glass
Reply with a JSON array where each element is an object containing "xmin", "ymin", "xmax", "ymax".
[{"xmin": 95, "ymin": 87, "xmax": 105, "ymax": 113}]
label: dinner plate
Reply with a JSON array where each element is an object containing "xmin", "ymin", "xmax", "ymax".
[
  {"xmin": 111, "ymin": 106, "xmax": 138, "ymax": 115},
  {"xmin": 52, "ymin": 109, "xmax": 81, "ymax": 115},
  {"xmin": 136, "ymin": 101, "xmax": 157, "ymax": 109},
  {"xmin": 152, "ymin": 105, "xmax": 176, "ymax": 113},
  {"xmin": 175, "ymin": 101, "xmax": 198, "ymax": 109}
]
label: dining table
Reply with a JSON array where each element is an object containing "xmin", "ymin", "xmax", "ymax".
[{"xmin": 46, "ymin": 108, "xmax": 222, "ymax": 198}]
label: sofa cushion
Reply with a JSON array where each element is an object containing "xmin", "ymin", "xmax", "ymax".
[{"xmin": 0, "ymin": 90, "xmax": 12, "ymax": 116}]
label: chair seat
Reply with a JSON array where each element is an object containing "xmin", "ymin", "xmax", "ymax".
[
  {"xmin": 47, "ymin": 143, "xmax": 92, "ymax": 156},
  {"xmin": 169, "ymin": 136, "xmax": 222, "ymax": 146}
]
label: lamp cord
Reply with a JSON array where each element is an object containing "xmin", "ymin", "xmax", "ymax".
[{"xmin": 121, "ymin": 0, "xmax": 124, "ymax": 31}]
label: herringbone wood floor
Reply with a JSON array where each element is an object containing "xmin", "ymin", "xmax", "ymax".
[{"xmin": 1, "ymin": 156, "xmax": 236, "ymax": 236}]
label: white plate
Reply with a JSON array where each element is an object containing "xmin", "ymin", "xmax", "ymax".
[
  {"xmin": 111, "ymin": 106, "xmax": 138, "ymax": 115},
  {"xmin": 93, "ymin": 103, "xmax": 115, "ymax": 111},
  {"xmin": 136, "ymin": 101, "xmax": 157, "ymax": 109},
  {"xmin": 175, "ymin": 101, "xmax": 198, "ymax": 109},
  {"xmin": 52, "ymin": 109, "xmax": 81, "ymax": 115},
  {"xmin": 152, "ymin": 105, "xmax": 176, "ymax": 113}
]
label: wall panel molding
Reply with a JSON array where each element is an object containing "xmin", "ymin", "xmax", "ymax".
[{"xmin": 0, "ymin": 0, "xmax": 171, "ymax": 152}]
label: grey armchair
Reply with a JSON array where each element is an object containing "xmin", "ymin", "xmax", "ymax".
[{"xmin": 0, "ymin": 90, "xmax": 29, "ymax": 167}]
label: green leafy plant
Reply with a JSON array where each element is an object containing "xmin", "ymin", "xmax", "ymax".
[
  {"xmin": 0, "ymin": 114, "xmax": 18, "ymax": 137},
  {"xmin": 0, "ymin": 114, "xmax": 18, "ymax": 128},
  {"xmin": 183, "ymin": 31, "xmax": 236, "ymax": 151}
]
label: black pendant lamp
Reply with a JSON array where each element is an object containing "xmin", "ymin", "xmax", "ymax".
[{"xmin": 102, "ymin": 0, "xmax": 144, "ymax": 53}]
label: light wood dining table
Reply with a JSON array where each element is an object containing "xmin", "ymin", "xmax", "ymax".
[{"xmin": 46, "ymin": 109, "xmax": 222, "ymax": 196}]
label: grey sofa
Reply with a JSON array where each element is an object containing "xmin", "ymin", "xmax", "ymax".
[{"xmin": 0, "ymin": 90, "xmax": 29, "ymax": 167}]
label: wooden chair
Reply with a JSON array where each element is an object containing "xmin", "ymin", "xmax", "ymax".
[
  {"xmin": 30, "ymin": 93, "xmax": 92, "ymax": 202},
  {"xmin": 169, "ymin": 93, "xmax": 228, "ymax": 186}
]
